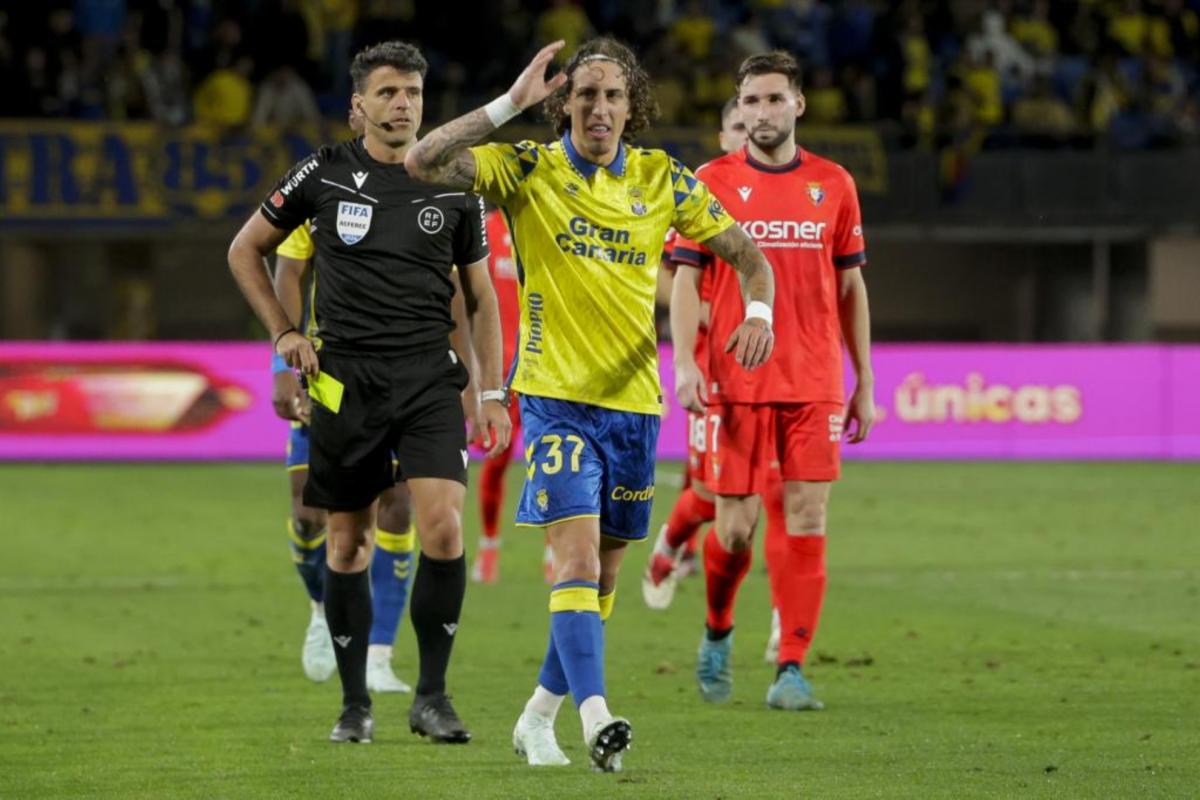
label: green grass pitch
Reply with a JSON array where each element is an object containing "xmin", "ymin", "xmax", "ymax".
[{"xmin": 2, "ymin": 461, "xmax": 1198, "ymax": 799}]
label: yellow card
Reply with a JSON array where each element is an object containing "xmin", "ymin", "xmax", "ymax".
[{"xmin": 307, "ymin": 371, "xmax": 344, "ymax": 414}]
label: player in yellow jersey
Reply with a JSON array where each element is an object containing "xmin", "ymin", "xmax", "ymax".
[{"xmin": 407, "ymin": 38, "xmax": 775, "ymax": 772}]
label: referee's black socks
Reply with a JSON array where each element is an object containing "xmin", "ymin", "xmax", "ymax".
[
  {"xmin": 323, "ymin": 566, "xmax": 372, "ymax": 708},
  {"xmin": 410, "ymin": 553, "xmax": 466, "ymax": 696}
]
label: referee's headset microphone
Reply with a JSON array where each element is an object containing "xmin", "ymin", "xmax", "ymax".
[{"xmin": 356, "ymin": 101, "xmax": 394, "ymax": 132}]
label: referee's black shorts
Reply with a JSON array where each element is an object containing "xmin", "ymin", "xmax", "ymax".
[{"xmin": 303, "ymin": 345, "xmax": 469, "ymax": 512}]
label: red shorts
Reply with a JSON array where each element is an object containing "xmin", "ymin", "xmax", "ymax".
[
  {"xmin": 685, "ymin": 409, "xmax": 709, "ymax": 485},
  {"xmin": 704, "ymin": 402, "xmax": 843, "ymax": 494}
]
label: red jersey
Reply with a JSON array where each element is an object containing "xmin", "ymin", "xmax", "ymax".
[
  {"xmin": 673, "ymin": 147, "xmax": 866, "ymax": 404},
  {"xmin": 485, "ymin": 210, "xmax": 521, "ymax": 377}
]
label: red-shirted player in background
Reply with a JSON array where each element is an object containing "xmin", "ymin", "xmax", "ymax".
[
  {"xmin": 673, "ymin": 51, "xmax": 875, "ymax": 710},
  {"xmin": 644, "ymin": 98, "xmax": 793, "ymax": 664},
  {"xmin": 470, "ymin": 209, "xmax": 544, "ymax": 583}
]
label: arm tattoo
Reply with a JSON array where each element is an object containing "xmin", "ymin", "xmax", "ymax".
[
  {"xmin": 704, "ymin": 226, "xmax": 775, "ymax": 306},
  {"xmin": 406, "ymin": 108, "xmax": 494, "ymax": 189}
]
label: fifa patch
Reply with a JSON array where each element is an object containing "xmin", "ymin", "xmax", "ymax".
[
  {"xmin": 807, "ymin": 182, "xmax": 825, "ymax": 206},
  {"xmin": 336, "ymin": 201, "xmax": 372, "ymax": 245},
  {"xmin": 628, "ymin": 186, "xmax": 647, "ymax": 216},
  {"xmin": 536, "ymin": 489, "xmax": 549, "ymax": 512}
]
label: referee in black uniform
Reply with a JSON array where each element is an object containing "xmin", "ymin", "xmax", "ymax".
[{"xmin": 229, "ymin": 41, "xmax": 511, "ymax": 744}]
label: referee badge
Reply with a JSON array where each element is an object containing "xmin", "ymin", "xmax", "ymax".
[
  {"xmin": 336, "ymin": 201, "xmax": 372, "ymax": 245},
  {"xmin": 628, "ymin": 187, "xmax": 647, "ymax": 216}
]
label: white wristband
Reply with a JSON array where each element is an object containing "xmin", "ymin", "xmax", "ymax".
[
  {"xmin": 745, "ymin": 300, "xmax": 773, "ymax": 326},
  {"xmin": 480, "ymin": 389, "xmax": 509, "ymax": 405},
  {"xmin": 483, "ymin": 94, "xmax": 522, "ymax": 128}
]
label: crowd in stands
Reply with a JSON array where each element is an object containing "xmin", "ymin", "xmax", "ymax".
[{"xmin": 1, "ymin": 0, "xmax": 1197, "ymax": 150}]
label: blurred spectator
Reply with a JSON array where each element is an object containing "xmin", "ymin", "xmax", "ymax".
[
  {"xmin": 141, "ymin": 47, "xmax": 189, "ymax": 126},
  {"xmin": 670, "ymin": 0, "xmax": 716, "ymax": 61},
  {"xmin": 1160, "ymin": 0, "xmax": 1199, "ymax": 60},
  {"xmin": 728, "ymin": 9, "xmax": 771, "ymax": 60},
  {"xmin": 1107, "ymin": 0, "xmax": 1152, "ymax": 57},
  {"xmin": 1010, "ymin": 0, "xmax": 1059, "ymax": 63},
  {"xmin": 106, "ymin": 30, "xmax": 151, "ymax": 120},
  {"xmin": 536, "ymin": 0, "xmax": 593, "ymax": 62},
  {"xmin": 960, "ymin": 50, "xmax": 1004, "ymax": 130},
  {"xmin": 767, "ymin": 0, "xmax": 832, "ymax": 68},
  {"xmin": 193, "ymin": 55, "xmax": 254, "ymax": 129},
  {"xmin": 967, "ymin": 9, "xmax": 1035, "ymax": 83},
  {"xmin": 323, "ymin": 0, "xmax": 358, "ymax": 97},
  {"xmin": 0, "ymin": 0, "xmax": 1195, "ymax": 152},
  {"xmin": 828, "ymin": 0, "xmax": 876, "ymax": 67},
  {"xmin": 901, "ymin": 13, "xmax": 932, "ymax": 98},
  {"xmin": 1011, "ymin": 76, "xmax": 1077, "ymax": 146},
  {"xmin": 804, "ymin": 65, "xmax": 848, "ymax": 123},
  {"xmin": 252, "ymin": 65, "xmax": 321, "ymax": 130},
  {"xmin": 1086, "ymin": 53, "xmax": 1130, "ymax": 134}
]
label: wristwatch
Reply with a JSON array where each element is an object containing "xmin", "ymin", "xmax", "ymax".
[{"xmin": 480, "ymin": 389, "xmax": 510, "ymax": 407}]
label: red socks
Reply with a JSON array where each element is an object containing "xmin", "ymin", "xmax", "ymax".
[
  {"xmin": 762, "ymin": 476, "xmax": 787, "ymax": 612},
  {"xmin": 664, "ymin": 487, "xmax": 716, "ymax": 551},
  {"xmin": 479, "ymin": 452, "xmax": 508, "ymax": 540},
  {"xmin": 703, "ymin": 527, "xmax": 752, "ymax": 633},
  {"xmin": 777, "ymin": 534, "xmax": 827, "ymax": 665}
]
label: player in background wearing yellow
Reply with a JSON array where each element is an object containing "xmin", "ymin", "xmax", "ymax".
[{"xmin": 407, "ymin": 37, "xmax": 775, "ymax": 772}]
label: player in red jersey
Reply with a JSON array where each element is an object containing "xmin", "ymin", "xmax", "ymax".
[
  {"xmin": 642, "ymin": 97, "xmax": 753, "ymax": 608},
  {"xmin": 673, "ymin": 51, "xmax": 875, "ymax": 710},
  {"xmin": 469, "ymin": 208, "xmax": 531, "ymax": 583}
]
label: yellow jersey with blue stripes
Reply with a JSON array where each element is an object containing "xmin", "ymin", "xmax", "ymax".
[{"xmin": 471, "ymin": 134, "xmax": 734, "ymax": 415}]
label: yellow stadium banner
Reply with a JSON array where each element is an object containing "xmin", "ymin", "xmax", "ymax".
[{"xmin": 0, "ymin": 121, "xmax": 885, "ymax": 226}]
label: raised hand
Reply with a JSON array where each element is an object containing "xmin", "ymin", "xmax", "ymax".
[{"xmin": 507, "ymin": 41, "xmax": 569, "ymax": 110}]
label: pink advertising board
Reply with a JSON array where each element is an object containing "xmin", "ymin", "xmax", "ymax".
[{"xmin": 1, "ymin": 342, "xmax": 1197, "ymax": 461}]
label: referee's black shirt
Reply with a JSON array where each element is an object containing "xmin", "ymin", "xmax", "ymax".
[{"xmin": 261, "ymin": 137, "xmax": 489, "ymax": 354}]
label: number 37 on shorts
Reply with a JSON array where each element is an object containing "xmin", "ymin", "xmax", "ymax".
[{"xmin": 515, "ymin": 395, "xmax": 660, "ymax": 541}]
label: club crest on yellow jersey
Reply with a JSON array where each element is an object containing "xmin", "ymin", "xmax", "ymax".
[{"xmin": 628, "ymin": 186, "xmax": 647, "ymax": 216}]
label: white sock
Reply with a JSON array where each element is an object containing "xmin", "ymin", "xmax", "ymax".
[
  {"xmin": 310, "ymin": 602, "xmax": 325, "ymax": 619},
  {"xmin": 653, "ymin": 524, "xmax": 679, "ymax": 559},
  {"xmin": 368, "ymin": 644, "xmax": 391, "ymax": 662},
  {"xmin": 579, "ymin": 694, "xmax": 612, "ymax": 739},
  {"xmin": 524, "ymin": 685, "xmax": 566, "ymax": 720}
]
